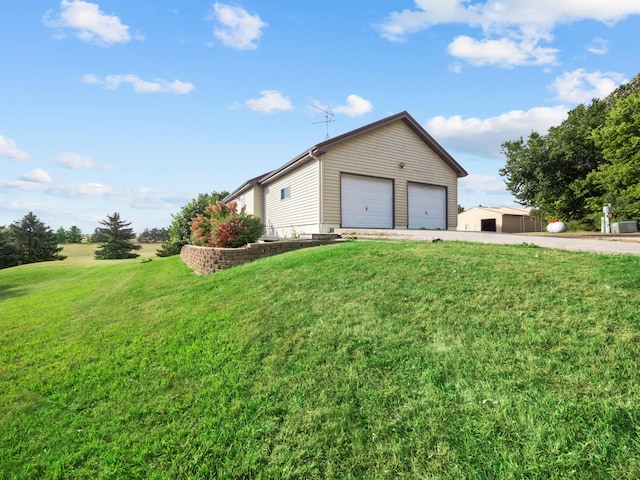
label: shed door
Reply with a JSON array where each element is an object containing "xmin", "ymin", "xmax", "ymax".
[
  {"xmin": 341, "ymin": 174, "xmax": 393, "ymax": 228},
  {"xmin": 481, "ymin": 218, "xmax": 497, "ymax": 232},
  {"xmin": 408, "ymin": 184, "xmax": 446, "ymax": 230}
]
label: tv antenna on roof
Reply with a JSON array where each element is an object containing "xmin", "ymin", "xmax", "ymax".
[{"xmin": 311, "ymin": 104, "xmax": 335, "ymax": 140}]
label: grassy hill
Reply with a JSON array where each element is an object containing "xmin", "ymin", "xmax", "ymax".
[{"xmin": 1, "ymin": 241, "xmax": 640, "ymax": 478}]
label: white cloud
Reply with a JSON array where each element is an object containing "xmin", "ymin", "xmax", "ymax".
[
  {"xmin": 211, "ymin": 3, "xmax": 267, "ymax": 50},
  {"xmin": 586, "ymin": 37, "xmax": 609, "ymax": 55},
  {"xmin": 459, "ymin": 173, "xmax": 508, "ymax": 196},
  {"xmin": 1, "ymin": 200, "xmax": 61, "ymax": 215},
  {"xmin": 376, "ymin": 0, "xmax": 474, "ymax": 42},
  {"xmin": 82, "ymin": 74, "xmax": 194, "ymax": 94},
  {"xmin": 334, "ymin": 95, "xmax": 373, "ymax": 117},
  {"xmin": 0, "ymin": 180, "xmax": 48, "ymax": 192},
  {"xmin": 125, "ymin": 187, "xmax": 190, "ymax": 210},
  {"xmin": 0, "ymin": 135, "xmax": 29, "ymax": 161},
  {"xmin": 56, "ymin": 152, "xmax": 112, "ymax": 169},
  {"xmin": 82, "ymin": 73, "xmax": 101, "ymax": 84},
  {"xmin": 0, "ymin": 177, "xmax": 187, "ymax": 208},
  {"xmin": 52, "ymin": 182, "xmax": 115, "ymax": 197},
  {"xmin": 44, "ymin": 0, "xmax": 132, "ymax": 46},
  {"xmin": 425, "ymin": 105, "xmax": 569, "ymax": 158},
  {"xmin": 551, "ymin": 69, "xmax": 626, "ymax": 103},
  {"xmin": 379, "ymin": 0, "xmax": 640, "ymax": 40},
  {"xmin": 377, "ymin": 1, "xmax": 640, "ymax": 67},
  {"xmin": 244, "ymin": 90, "xmax": 293, "ymax": 113},
  {"xmin": 21, "ymin": 169, "xmax": 52, "ymax": 183},
  {"xmin": 447, "ymin": 35, "xmax": 558, "ymax": 67}
]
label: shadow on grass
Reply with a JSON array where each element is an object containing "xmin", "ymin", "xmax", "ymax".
[
  {"xmin": 610, "ymin": 407, "xmax": 640, "ymax": 438},
  {"xmin": 0, "ymin": 284, "xmax": 27, "ymax": 300}
]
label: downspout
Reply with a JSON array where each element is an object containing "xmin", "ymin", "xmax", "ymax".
[{"xmin": 308, "ymin": 149, "xmax": 323, "ymax": 232}]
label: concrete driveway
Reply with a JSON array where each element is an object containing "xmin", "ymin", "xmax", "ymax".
[{"xmin": 335, "ymin": 228, "xmax": 640, "ymax": 256}]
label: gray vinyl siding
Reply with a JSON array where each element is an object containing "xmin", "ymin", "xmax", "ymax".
[
  {"xmin": 263, "ymin": 159, "xmax": 320, "ymax": 232},
  {"xmin": 321, "ymin": 121, "xmax": 458, "ymax": 229}
]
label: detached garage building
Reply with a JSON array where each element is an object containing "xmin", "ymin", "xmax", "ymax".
[
  {"xmin": 457, "ymin": 206, "xmax": 543, "ymax": 233},
  {"xmin": 224, "ymin": 111, "xmax": 468, "ymax": 238}
]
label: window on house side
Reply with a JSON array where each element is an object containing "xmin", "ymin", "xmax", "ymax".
[{"xmin": 281, "ymin": 186, "xmax": 290, "ymax": 200}]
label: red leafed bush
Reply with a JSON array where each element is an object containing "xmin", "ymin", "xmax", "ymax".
[{"xmin": 189, "ymin": 201, "xmax": 264, "ymax": 248}]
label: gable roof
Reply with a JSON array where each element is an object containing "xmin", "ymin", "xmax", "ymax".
[{"xmin": 225, "ymin": 111, "xmax": 467, "ymax": 200}]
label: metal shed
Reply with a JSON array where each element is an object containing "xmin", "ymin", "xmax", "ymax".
[{"xmin": 457, "ymin": 206, "xmax": 543, "ymax": 233}]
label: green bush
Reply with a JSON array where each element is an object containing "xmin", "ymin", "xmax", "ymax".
[
  {"xmin": 156, "ymin": 241, "xmax": 184, "ymax": 257},
  {"xmin": 156, "ymin": 191, "xmax": 228, "ymax": 257},
  {"xmin": 189, "ymin": 201, "xmax": 265, "ymax": 248}
]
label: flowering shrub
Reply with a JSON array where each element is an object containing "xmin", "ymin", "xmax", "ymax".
[{"xmin": 189, "ymin": 201, "xmax": 265, "ymax": 248}]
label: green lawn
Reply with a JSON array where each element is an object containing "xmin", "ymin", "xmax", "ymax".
[{"xmin": 1, "ymin": 241, "xmax": 639, "ymax": 479}]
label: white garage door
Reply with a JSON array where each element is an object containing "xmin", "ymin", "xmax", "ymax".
[
  {"xmin": 408, "ymin": 184, "xmax": 446, "ymax": 229},
  {"xmin": 341, "ymin": 174, "xmax": 393, "ymax": 228}
]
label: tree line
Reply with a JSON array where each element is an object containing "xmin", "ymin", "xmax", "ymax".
[
  {"xmin": 500, "ymin": 72, "xmax": 640, "ymax": 229},
  {"xmin": 1, "ymin": 190, "xmax": 258, "ymax": 269},
  {"xmin": 0, "ymin": 212, "xmax": 66, "ymax": 269},
  {"xmin": 1, "ymin": 212, "xmax": 171, "ymax": 269}
]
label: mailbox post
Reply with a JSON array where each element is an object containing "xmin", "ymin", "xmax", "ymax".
[{"xmin": 602, "ymin": 204, "xmax": 611, "ymax": 234}]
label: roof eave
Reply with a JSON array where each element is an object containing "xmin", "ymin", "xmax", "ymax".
[
  {"xmin": 223, "ymin": 173, "xmax": 268, "ymax": 201},
  {"xmin": 258, "ymin": 148, "xmax": 325, "ymax": 184}
]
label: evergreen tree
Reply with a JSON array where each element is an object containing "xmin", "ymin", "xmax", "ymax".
[
  {"xmin": 138, "ymin": 227, "xmax": 168, "ymax": 243},
  {"xmin": 54, "ymin": 226, "xmax": 68, "ymax": 244},
  {"xmin": 9, "ymin": 212, "xmax": 66, "ymax": 264},
  {"xmin": 94, "ymin": 212, "xmax": 142, "ymax": 260},
  {"xmin": 0, "ymin": 226, "xmax": 20, "ymax": 269},
  {"xmin": 67, "ymin": 226, "xmax": 83, "ymax": 243},
  {"xmin": 91, "ymin": 227, "xmax": 105, "ymax": 243}
]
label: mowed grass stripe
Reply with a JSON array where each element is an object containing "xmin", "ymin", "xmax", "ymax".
[{"xmin": 1, "ymin": 241, "xmax": 639, "ymax": 478}]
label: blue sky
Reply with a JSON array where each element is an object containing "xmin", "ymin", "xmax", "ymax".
[{"xmin": 2, "ymin": 1, "xmax": 639, "ymax": 233}]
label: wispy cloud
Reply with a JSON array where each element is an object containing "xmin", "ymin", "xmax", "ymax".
[
  {"xmin": 56, "ymin": 152, "xmax": 113, "ymax": 170},
  {"xmin": 334, "ymin": 95, "xmax": 373, "ymax": 117},
  {"xmin": 210, "ymin": 2, "xmax": 267, "ymax": 50},
  {"xmin": 0, "ymin": 178, "xmax": 188, "ymax": 209},
  {"xmin": 376, "ymin": 0, "xmax": 640, "ymax": 67},
  {"xmin": 243, "ymin": 90, "xmax": 293, "ymax": 113},
  {"xmin": 20, "ymin": 169, "xmax": 52, "ymax": 183},
  {"xmin": 0, "ymin": 135, "xmax": 29, "ymax": 161},
  {"xmin": 586, "ymin": 37, "xmax": 609, "ymax": 55},
  {"xmin": 43, "ymin": 0, "xmax": 135, "ymax": 46},
  {"xmin": 551, "ymin": 69, "xmax": 626, "ymax": 103},
  {"xmin": 83, "ymin": 74, "xmax": 194, "ymax": 94}
]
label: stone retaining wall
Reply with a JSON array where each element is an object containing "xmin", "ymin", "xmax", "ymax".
[{"xmin": 180, "ymin": 238, "xmax": 340, "ymax": 274}]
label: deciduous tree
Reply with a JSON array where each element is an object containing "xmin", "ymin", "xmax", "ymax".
[
  {"xmin": 500, "ymin": 73, "xmax": 640, "ymax": 228},
  {"xmin": 589, "ymin": 92, "xmax": 640, "ymax": 221},
  {"xmin": 157, "ymin": 191, "xmax": 229, "ymax": 257}
]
